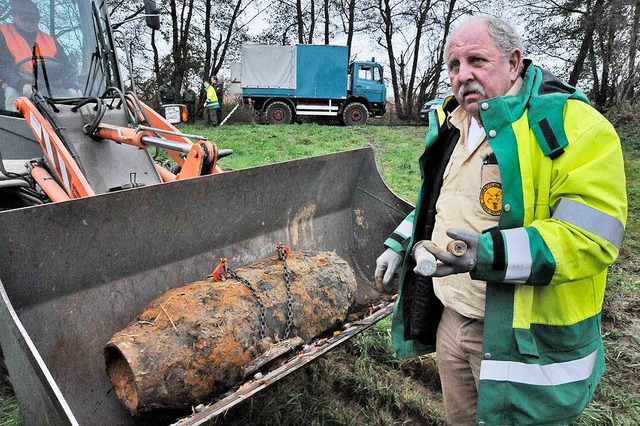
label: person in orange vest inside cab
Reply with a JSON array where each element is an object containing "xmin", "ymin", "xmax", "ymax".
[{"xmin": 0, "ymin": 0, "xmax": 76, "ymax": 111}]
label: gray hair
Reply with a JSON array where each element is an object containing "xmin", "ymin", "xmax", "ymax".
[{"xmin": 445, "ymin": 16, "xmax": 523, "ymax": 62}]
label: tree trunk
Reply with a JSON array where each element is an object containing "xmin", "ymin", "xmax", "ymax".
[
  {"xmin": 169, "ymin": 0, "xmax": 195, "ymax": 94},
  {"xmin": 378, "ymin": 0, "xmax": 404, "ymax": 120},
  {"xmin": 200, "ymin": 0, "xmax": 213, "ymax": 115},
  {"xmin": 345, "ymin": 0, "xmax": 355, "ymax": 60},
  {"xmin": 324, "ymin": 0, "xmax": 330, "ymax": 44},
  {"xmin": 210, "ymin": 0, "xmax": 247, "ymax": 78},
  {"xmin": 296, "ymin": 0, "xmax": 304, "ymax": 43},
  {"xmin": 308, "ymin": 0, "xmax": 316, "ymax": 43},
  {"xmin": 406, "ymin": 0, "xmax": 432, "ymax": 118},
  {"xmin": 151, "ymin": 29, "xmax": 160, "ymax": 107},
  {"xmin": 621, "ymin": 0, "xmax": 639, "ymax": 101},
  {"xmin": 427, "ymin": 0, "xmax": 456, "ymax": 101},
  {"xmin": 569, "ymin": 0, "xmax": 597, "ymax": 87}
]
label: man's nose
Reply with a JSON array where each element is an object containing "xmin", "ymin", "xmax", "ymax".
[{"xmin": 457, "ymin": 62, "xmax": 475, "ymax": 82}]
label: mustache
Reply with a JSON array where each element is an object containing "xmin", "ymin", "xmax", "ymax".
[{"xmin": 458, "ymin": 81, "xmax": 486, "ymax": 99}]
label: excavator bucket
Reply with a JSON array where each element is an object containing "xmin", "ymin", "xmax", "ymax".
[{"xmin": 0, "ymin": 146, "xmax": 412, "ymax": 425}]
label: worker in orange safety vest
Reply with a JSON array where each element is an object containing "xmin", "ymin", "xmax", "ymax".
[{"xmin": 0, "ymin": 0, "xmax": 76, "ymax": 111}]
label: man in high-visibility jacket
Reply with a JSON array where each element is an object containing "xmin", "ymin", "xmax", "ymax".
[
  {"xmin": 375, "ymin": 16, "xmax": 627, "ymax": 425},
  {"xmin": 203, "ymin": 78, "xmax": 220, "ymax": 126},
  {"xmin": 0, "ymin": 0, "xmax": 75, "ymax": 110}
]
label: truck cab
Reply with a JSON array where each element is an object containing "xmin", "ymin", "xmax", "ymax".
[{"xmin": 349, "ymin": 61, "xmax": 386, "ymax": 117}]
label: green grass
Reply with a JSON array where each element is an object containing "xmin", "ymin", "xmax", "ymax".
[
  {"xmin": 0, "ymin": 384, "xmax": 21, "ymax": 426},
  {"xmin": 213, "ymin": 318, "xmax": 445, "ymax": 426},
  {"xmin": 2, "ymin": 119, "xmax": 639, "ymax": 425},
  {"xmin": 178, "ymin": 122, "xmax": 425, "ymax": 203}
]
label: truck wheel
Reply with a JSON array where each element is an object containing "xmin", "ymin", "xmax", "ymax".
[
  {"xmin": 265, "ymin": 101, "xmax": 293, "ymax": 125},
  {"xmin": 342, "ymin": 102, "xmax": 368, "ymax": 126}
]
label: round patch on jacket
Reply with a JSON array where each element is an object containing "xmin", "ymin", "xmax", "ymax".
[{"xmin": 480, "ymin": 182, "xmax": 502, "ymax": 216}]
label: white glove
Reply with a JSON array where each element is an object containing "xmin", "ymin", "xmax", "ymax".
[
  {"xmin": 68, "ymin": 88, "xmax": 83, "ymax": 97},
  {"xmin": 411, "ymin": 240, "xmax": 437, "ymax": 277},
  {"xmin": 22, "ymin": 84, "xmax": 34, "ymax": 97},
  {"xmin": 374, "ymin": 248, "xmax": 403, "ymax": 289}
]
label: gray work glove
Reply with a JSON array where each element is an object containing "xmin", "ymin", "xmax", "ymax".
[
  {"xmin": 423, "ymin": 228, "xmax": 479, "ymax": 277},
  {"xmin": 374, "ymin": 248, "xmax": 403, "ymax": 289}
]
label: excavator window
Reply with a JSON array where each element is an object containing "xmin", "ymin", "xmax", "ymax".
[{"xmin": 0, "ymin": 0, "xmax": 114, "ymax": 114}]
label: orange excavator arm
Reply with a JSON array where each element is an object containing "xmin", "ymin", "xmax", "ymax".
[
  {"xmin": 91, "ymin": 123, "xmax": 221, "ymax": 179},
  {"xmin": 133, "ymin": 100, "xmax": 225, "ymax": 175},
  {"xmin": 15, "ymin": 96, "xmax": 95, "ymax": 198},
  {"xmin": 15, "ymin": 95, "xmax": 226, "ymax": 201}
]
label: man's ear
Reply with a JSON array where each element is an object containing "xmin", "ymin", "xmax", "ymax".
[{"xmin": 509, "ymin": 49, "xmax": 523, "ymax": 81}]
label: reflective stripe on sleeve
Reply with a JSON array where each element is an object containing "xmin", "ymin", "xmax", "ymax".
[
  {"xmin": 502, "ymin": 228, "xmax": 532, "ymax": 283},
  {"xmin": 395, "ymin": 218, "xmax": 413, "ymax": 239},
  {"xmin": 552, "ymin": 198, "xmax": 624, "ymax": 249},
  {"xmin": 480, "ymin": 349, "xmax": 597, "ymax": 386}
]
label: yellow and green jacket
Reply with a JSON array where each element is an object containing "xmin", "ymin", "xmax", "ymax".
[
  {"xmin": 204, "ymin": 83, "xmax": 220, "ymax": 110},
  {"xmin": 387, "ymin": 60, "xmax": 627, "ymax": 425}
]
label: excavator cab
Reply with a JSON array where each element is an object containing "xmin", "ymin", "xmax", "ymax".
[
  {"xmin": 0, "ymin": 0, "xmax": 113, "ymax": 208},
  {"xmin": 0, "ymin": 0, "xmax": 105, "ymax": 110},
  {"xmin": 0, "ymin": 0, "xmax": 218, "ymax": 210},
  {"xmin": 0, "ymin": 0, "xmax": 141, "ymax": 117}
]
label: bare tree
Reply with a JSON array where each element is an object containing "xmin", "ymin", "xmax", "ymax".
[
  {"xmin": 296, "ymin": 0, "xmax": 305, "ymax": 42},
  {"xmin": 362, "ymin": 0, "xmax": 474, "ymax": 120},
  {"xmin": 151, "ymin": 29, "xmax": 161, "ymax": 99},
  {"xmin": 168, "ymin": 0, "xmax": 196, "ymax": 93},
  {"xmin": 333, "ymin": 0, "xmax": 358, "ymax": 59},
  {"xmin": 363, "ymin": 0, "xmax": 403, "ymax": 117},
  {"xmin": 323, "ymin": 0, "xmax": 330, "ymax": 44},
  {"xmin": 517, "ymin": 0, "xmax": 639, "ymax": 108},
  {"xmin": 620, "ymin": 0, "xmax": 639, "ymax": 101},
  {"xmin": 260, "ymin": 0, "xmax": 324, "ymax": 45},
  {"xmin": 109, "ymin": 0, "xmax": 257, "ymax": 111},
  {"xmin": 307, "ymin": 0, "xmax": 316, "ymax": 43},
  {"xmin": 404, "ymin": 0, "xmax": 434, "ymax": 118},
  {"xmin": 256, "ymin": 3, "xmax": 298, "ymax": 45}
]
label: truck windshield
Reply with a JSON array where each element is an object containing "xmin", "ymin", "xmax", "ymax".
[
  {"xmin": 0, "ymin": 0, "xmax": 118, "ymax": 112},
  {"xmin": 358, "ymin": 64, "xmax": 382, "ymax": 83}
]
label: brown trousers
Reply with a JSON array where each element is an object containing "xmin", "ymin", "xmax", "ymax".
[{"xmin": 436, "ymin": 307, "xmax": 484, "ymax": 426}]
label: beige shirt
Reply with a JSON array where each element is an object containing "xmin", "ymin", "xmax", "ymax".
[{"xmin": 432, "ymin": 78, "xmax": 522, "ymax": 319}]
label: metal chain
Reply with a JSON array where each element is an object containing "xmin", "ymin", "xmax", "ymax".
[
  {"xmin": 225, "ymin": 267, "xmax": 268, "ymax": 340},
  {"xmin": 216, "ymin": 244, "xmax": 294, "ymax": 342},
  {"xmin": 277, "ymin": 243, "xmax": 294, "ymax": 340}
]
